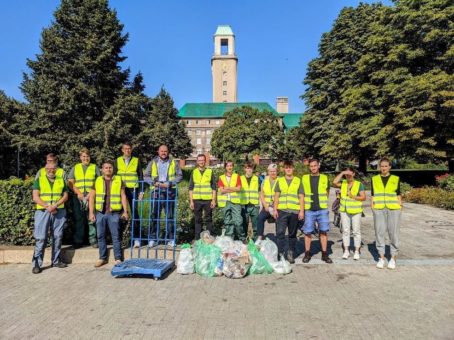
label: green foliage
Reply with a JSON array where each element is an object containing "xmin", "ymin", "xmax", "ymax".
[
  {"xmin": 403, "ymin": 187, "xmax": 454, "ymax": 210},
  {"xmin": 0, "ymin": 178, "xmax": 35, "ymax": 245},
  {"xmin": 211, "ymin": 106, "xmax": 285, "ymax": 162},
  {"xmin": 436, "ymin": 173, "xmax": 454, "ymax": 191},
  {"xmin": 300, "ymin": 0, "xmax": 454, "ymax": 170}
]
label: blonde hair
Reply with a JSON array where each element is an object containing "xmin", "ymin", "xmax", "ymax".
[{"xmin": 79, "ymin": 147, "xmax": 90, "ymax": 156}]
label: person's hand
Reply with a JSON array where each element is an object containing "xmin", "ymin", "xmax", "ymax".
[
  {"xmin": 77, "ymin": 192, "xmax": 84, "ymax": 201},
  {"xmin": 121, "ymin": 211, "xmax": 129, "ymax": 220},
  {"xmin": 138, "ymin": 192, "xmax": 144, "ymax": 201},
  {"xmin": 159, "ymin": 182, "xmax": 169, "ymax": 188},
  {"xmin": 89, "ymin": 213, "xmax": 96, "ymax": 223},
  {"xmin": 210, "ymin": 200, "xmax": 216, "ymax": 209},
  {"xmin": 298, "ymin": 210, "xmax": 305, "ymax": 221},
  {"xmin": 273, "ymin": 210, "xmax": 279, "ymax": 219},
  {"xmin": 189, "ymin": 200, "xmax": 194, "ymax": 210}
]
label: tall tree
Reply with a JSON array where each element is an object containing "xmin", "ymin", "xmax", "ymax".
[
  {"xmin": 17, "ymin": 0, "xmax": 129, "ymax": 169},
  {"xmin": 211, "ymin": 106, "xmax": 285, "ymax": 162}
]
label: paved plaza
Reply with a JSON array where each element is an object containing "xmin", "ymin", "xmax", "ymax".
[{"xmin": 1, "ymin": 193, "xmax": 454, "ymax": 339}]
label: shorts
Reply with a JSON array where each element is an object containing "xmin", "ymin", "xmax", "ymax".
[{"xmin": 303, "ymin": 209, "xmax": 330, "ymax": 234}]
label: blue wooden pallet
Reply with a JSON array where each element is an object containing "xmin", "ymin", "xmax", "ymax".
[{"xmin": 111, "ymin": 258, "xmax": 175, "ymax": 279}]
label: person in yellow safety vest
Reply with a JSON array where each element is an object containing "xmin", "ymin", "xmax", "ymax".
[
  {"xmin": 114, "ymin": 142, "xmax": 144, "ymax": 248},
  {"xmin": 189, "ymin": 154, "xmax": 217, "ymax": 241},
  {"xmin": 301, "ymin": 158, "xmax": 333, "ymax": 264},
  {"xmin": 256, "ymin": 163, "xmax": 279, "ymax": 244},
  {"xmin": 273, "ymin": 160, "xmax": 305, "ymax": 264},
  {"xmin": 31, "ymin": 163, "xmax": 69, "ymax": 274},
  {"xmin": 371, "ymin": 157, "xmax": 402, "ymax": 270},
  {"xmin": 240, "ymin": 161, "xmax": 260, "ymax": 240},
  {"xmin": 333, "ymin": 167, "xmax": 366, "ymax": 260},
  {"xmin": 217, "ymin": 160, "xmax": 244, "ymax": 241},
  {"xmin": 144, "ymin": 144, "xmax": 183, "ymax": 248},
  {"xmin": 35, "ymin": 153, "xmax": 66, "ymax": 180},
  {"xmin": 67, "ymin": 147, "xmax": 101, "ymax": 248},
  {"xmin": 89, "ymin": 160, "xmax": 129, "ymax": 268}
]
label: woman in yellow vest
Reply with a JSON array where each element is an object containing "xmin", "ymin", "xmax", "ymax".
[
  {"xmin": 68, "ymin": 147, "xmax": 100, "ymax": 248},
  {"xmin": 273, "ymin": 160, "xmax": 305, "ymax": 263},
  {"xmin": 371, "ymin": 158, "xmax": 402, "ymax": 270},
  {"xmin": 89, "ymin": 160, "xmax": 129, "ymax": 268},
  {"xmin": 256, "ymin": 163, "xmax": 279, "ymax": 245},
  {"xmin": 31, "ymin": 163, "xmax": 69, "ymax": 274},
  {"xmin": 333, "ymin": 167, "xmax": 366, "ymax": 260},
  {"xmin": 240, "ymin": 162, "xmax": 260, "ymax": 240},
  {"xmin": 217, "ymin": 160, "xmax": 244, "ymax": 241}
]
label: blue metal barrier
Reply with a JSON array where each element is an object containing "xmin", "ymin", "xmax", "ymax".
[{"xmin": 111, "ymin": 181, "xmax": 178, "ymax": 279}]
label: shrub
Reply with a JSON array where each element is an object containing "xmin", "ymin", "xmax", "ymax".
[
  {"xmin": 436, "ymin": 173, "xmax": 454, "ymax": 191},
  {"xmin": 403, "ymin": 187, "xmax": 454, "ymax": 210}
]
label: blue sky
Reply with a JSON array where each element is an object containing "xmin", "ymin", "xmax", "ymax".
[{"xmin": 0, "ymin": 0, "xmax": 392, "ymax": 113}]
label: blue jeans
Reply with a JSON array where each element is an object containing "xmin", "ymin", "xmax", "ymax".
[
  {"xmin": 303, "ymin": 209, "xmax": 330, "ymax": 234},
  {"xmin": 32, "ymin": 209, "xmax": 66, "ymax": 268},
  {"xmin": 96, "ymin": 212, "xmax": 122, "ymax": 260}
]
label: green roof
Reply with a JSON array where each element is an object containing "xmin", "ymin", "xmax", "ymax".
[
  {"xmin": 282, "ymin": 113, "xmax": 303, "ymax": 129},
  {"xmin": 178, "ymin": 102, "xmax": 279, "ymax": 118},
  {"xmin": 214, "ymin": 25, "xmax": 234, "ymax": 36}
]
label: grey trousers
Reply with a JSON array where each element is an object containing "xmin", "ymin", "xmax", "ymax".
[
  {"xmin": 32, "ymin": 209, "xmax": 66, "ymax": 268},
  {"xmin": 373, "ymin": 208, "xmax": 401, "ymax": 257}
]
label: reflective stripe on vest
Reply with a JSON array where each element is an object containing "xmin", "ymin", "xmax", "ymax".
[
  {"xmin": 240, "ymin": 175, "xmax": 259, "ymax": 205},
  {"xmin": 339, "ymin": 180, "xmax": 363, "ymax": 214},
  {"xmin": 262, "ymin": 178, "xmax": 277, "ymax": 204},
  {"xmin": 151, "ymin": 159, "xmax": 176, "ymax": 182},
  {"xmin": 116, "ymin": 156, "xmax": 139, "ymax": 188},
  {"xmin": 74, "ymin": 163, "xmax": 96, "ymax": 194},
  {"xmin": 277, "ymin": 177, "xmax": 301, "ymax": 211},
  {"xmin": 192, "ymin": 168, "xmax": 213, "ymax": 200},
  {"xmin": 40, "ymin": 167, "xmax": 64, "ymax": 179},
  {"xmin": 95, "ymin": 176, "xmax": 122, "ymax": 212},
  {"xmin": 302, "ymin": 174, "xmax": 329, "ymax": 210},
  {"xmin": 217, "ymin": 173, "xmax": 240, "ymax": 207},
  {"xmin": 36, "ymin": 176, "xmax": 65, "ymax": 209},
  {"xmin": 372, "ymin": 175, "xmax": 401, "ymax": 210}
]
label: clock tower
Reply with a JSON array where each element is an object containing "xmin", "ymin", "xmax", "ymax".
[{"xmin": 211, "ymin": 25, "xmax": 238, "ymax": 103}]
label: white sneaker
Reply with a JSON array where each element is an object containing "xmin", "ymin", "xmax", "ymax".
[
  {"xmin": 376, "ymin": 258, "xmax": 385, "ymax": 269},
  {"xmin": 353, "ymin": 251, "xmax": 360, "ymax": 260},
  {"xmin": 387, "ymin": 258, "xmax": 396, "ymax": 269},
  {"xmin": 133, "ymin": 240, "xmax": 140, "ymax": 248},
  {"xmin": 167, "ymin": 240, "xmax": 175, "ymax": 247},
  {"xmin": 342, "ymin": 250, "xmax": 349, "ymax": 259},
  {"xmin": 148, "ymin": 240, "xmax": 155, "ymax": 248}
]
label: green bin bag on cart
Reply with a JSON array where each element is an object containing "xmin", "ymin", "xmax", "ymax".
[{"xmin": 247, "ymin": 240, "xmax": 273, "ymax": 275}]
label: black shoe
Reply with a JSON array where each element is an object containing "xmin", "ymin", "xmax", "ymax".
[
  {"xmin": 32, "ymin": 266, "xmax": 41, "ymax": 274},
  {"xmin": 287, "ymin": 250, "xmax": 295, "ymax": 264},
  {"xmin": 52, "ymin": 262, "xmax": 68, "ymax": 268},
  {"xmin": 302, "ymin": 253, "xmax": 311, "ymax": 263},
  {"xmin": 322, "ymin": 254, "xmax": 333, "ymax": 264}
]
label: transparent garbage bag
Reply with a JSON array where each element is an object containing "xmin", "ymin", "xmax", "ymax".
[
  {"xmin": 194, "ymin": 239, "xmax": 222, "ymax": 277},
  {"xmin": 247, "ymin": 240, "xmax": 273, "ymax": 275},
  {"xmin": 271, "ymin": 256, "xmax": 292, "ymax": 275},
  {"xmin": 213, "ymin": 229, "xmax": 234, "ymax": 253},
  {"xmin": 177, "ymin": 243, "xmax": 194, "ymax": 274},
  {"xmin": 259, "ymin": 237, "xmax": 278, "ymax": 263}
]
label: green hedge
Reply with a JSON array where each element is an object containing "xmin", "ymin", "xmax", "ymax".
[{"xmin": 403, "ymin": 187, "xmax": 454, "ymax": 210}]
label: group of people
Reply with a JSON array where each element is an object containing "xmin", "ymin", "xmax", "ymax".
[
  {"xmin": 189, "ymin": 156, "xmax": 402, "ymax": 268},
  {"xmin": 31, "ymin": 142, "xmax": 402, "ymax": 274}
]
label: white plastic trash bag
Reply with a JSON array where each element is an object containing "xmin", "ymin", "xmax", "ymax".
[
  {"xmin": 259, "ymin": 238, "xmax": 278, "ymax": 263},
  {"xmin": 213, "ymin": 229, "xmax": 234, "ymax": 253},
  {"xmin": 271, "ymin": 257, "xmax": 292, "ymax": 275},
  {"xmin": 177, "ymin": 244, "xmax": 194, "ymax": 274}
]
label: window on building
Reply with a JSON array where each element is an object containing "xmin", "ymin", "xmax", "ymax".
[
  {"xmin": 186, "ymin": 120, "xmax": 190, "ymax": 125},
  {"xmin": 196, "ymin": 138, "xmax": 202, "ymax": 145},
  {"xmin": 221, "ymin": 39, "xmax": 228, "ymax": 55},
  {"xmin": 197, "ymin": 148, "xmax": 203, "ymax": 154},
  {"xmin": 223, "ymin": 91, "xmax": 227, "ymax": 96},
  {"xmin": 208, "ymin": 120, "xmax": 210, "ymax": 124},
  {"xmin": 223, "ymin": 81, "xmax": 227, "ymax": 86},
  {"xmin": 206, "ymin": 138, "xmax": 211, "ymax": 145},
  {"xmin": 196, "ymin": 130, "xmax": 201, "ymax": 135},
  {"xmin": 195, "ymin": 120, "xmax": 198, "ymax": 125},
  {"xmin": 206, "ymin": 130, "xmax": 212, "ymax": 135},
  {"xmin": 216, "ymin": 120, "xmax": 220, "ymax": 125}
]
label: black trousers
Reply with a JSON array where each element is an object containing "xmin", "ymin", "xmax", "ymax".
[
  {"xmin": 276, "ymin": 210, "xmax": 298, "ymax": 255},
  {"xmin": 194, "ymin": 200, "xmax": 214, "ymax": 240}
]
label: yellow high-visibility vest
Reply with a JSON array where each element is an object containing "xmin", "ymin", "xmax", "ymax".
[
  {"xmin": 116, "ymin": 156, "xmax": 139, "ymax": 189},
  {"xmin": 36, "ymin": 176, "xmax": 65, "ymax": 210},
  {"xmin": 339, "ymin": 180, "xmax": 363, "ymax": 214},
  {"xmin": 95, "ymin": 176, "xmax": 122, "ymax": 212},
  {"xmin": 74, "ymin": 163, "xmax": 96, "ymax": 194},
  {"xmin": 277, "ymin": 177, "xmax": 301, "ymax": 211},
  {"xmin": 240, "ymin": 175, "xmax": 259, "ymax": 205},
  {"xmin": 192, "ymin": 168, "xmax": 213, "ymax": 200},
  {"xmin": 302, "ymin": 174, "xmax": 329, "ymax": 210},
  {"xmin": 217, "ymin": 173, "xmax": 240, "ymax": 207},
  {"xmin": 262, "ymin": 178, "xmax": 277, "ymax": 204},
  {"xmin": 372, "ymin": 175, "xmax": 401, "ymax": 210},
  {"xmin": 151, "ymin": 159, "xmax": 176, "ymax": 182}
]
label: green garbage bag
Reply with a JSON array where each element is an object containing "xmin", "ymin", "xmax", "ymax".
[
  {"xmin": 194, "ymin": 240, "xmax": 222, "ymax": 277},
  {"xmin": 247, "ymin": 240, "xmax": 273, "ymax": 274}
]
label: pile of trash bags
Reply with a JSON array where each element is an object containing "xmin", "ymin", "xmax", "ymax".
[{"xmin": 176, "ymin": 230, "xmax": 292, "ymax": 278}]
